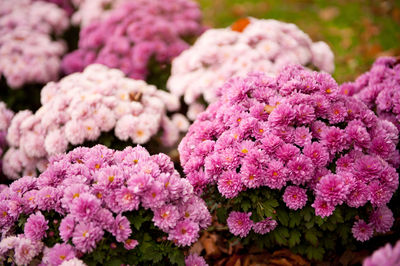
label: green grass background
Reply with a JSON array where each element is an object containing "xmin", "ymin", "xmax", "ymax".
[{"xmin": 196, "ymin": 0, "xmax": 400, "ymax": 83}]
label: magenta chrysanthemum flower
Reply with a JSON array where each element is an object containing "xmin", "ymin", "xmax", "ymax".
[
  {"xmin": 369, "ymin": 205, "xmax": 394, "ymax": 233},
  {"xmin": 312, "ymin": 198, "xmax": 335, "ymax": 218},
  {"xmin": 152, "ymin": 205, "xmax": 180, "ymax": 231},
  {"xmin": 227, "ymin": 211, "xmax": 253, "ymax": 238},
  {"xmin": 315, "ymin": 174, "xmax": 349, "ymax": 206},
  {"xmin": 352, "ymin": 220, "xmax": 373, "ymax": 242},
  {"xmin": 42, "ymin": 243, "xmax": 76, "ymax": 266},
  {"xmin": 253, "ymin": 217, "xmax": 278, "ymax": 235},
  {"xmin": 217, "ymin": 171, "xmax": 243, "ymax": 198},
  {"xmin": 282, "ymin": 186, "xmax": 308, "ymax": 210},
  {"xmin": 112, "ymin": 214, "xmax": 132, "ymax": 243},
  {"xmin": 59, "ymin": 215, "xmax": 75, "ymax": 242},
  {"xmin": 72, "ymin": 221, "xmax": 104, "ymax": 253},
  {"xmin": 168, "ymin": 220, "xmax": 200, "ymax": 247},
  {"xmin": 24, "ymin": 211, "xmax": 49, "ymax": 241},
  {"xmin": 124, "ymin": 239, "xmax": 139, "ymax": 250},
  {"xmin": 185, "ymin": 253, "xmax": 208, "ymax": 266}
]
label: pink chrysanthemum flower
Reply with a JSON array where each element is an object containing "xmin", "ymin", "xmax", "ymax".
[
  {"xmin": 112, "ymin": 214, "xmax": 132, "ymax": 243},
  {"xmin": 253, "ymin": 217, "xmax": 278, "ymax": 235},
  {"xmin": 42, "ymin": 243, "xmax": 76, "ymax": 266},
  {"xmin": 168, "ymin": 220, "xmax": 200, "ymax": 247},
  {"xmin": 24, "ymin": 211, "xmax": 49, "ymax": 241},
  {"xmin": 282, "ymin": 186, "xmax": 308, "ymax": 210},
  {"xmin": 227, "ymin": 211, "xmax": 253, "ymax": 238},
  {"xmin": 185, "ymin": 253, "xmax": 208, "ymax": 266},
  {"xmin": 352, "ymin": 220, "xmax": 373, "ymax": 242},
  {"xmin": 369, "ymin": 205, "xmax": 394, "ymax": 233},
  {"xmin": 72, "ymin": 222, "xmax": 104, "ymax": 253}
]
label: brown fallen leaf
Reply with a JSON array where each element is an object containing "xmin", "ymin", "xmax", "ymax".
[
  {"xmin": 226, "ymin": 254, "xmax": 242, "ymax": 266},
  {"xmin": 200, "ymin": 232, "xmax": 222, "ymax": 258},
  {"xmin": 268, "ymin": 258, "xmax": 292, "ymax": 266}
]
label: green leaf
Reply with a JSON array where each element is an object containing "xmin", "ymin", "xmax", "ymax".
[
  {"xmin": 288, "ymin": 230, "xmax": 301, "ymax": 247},
  {"xmin": 305, "ymin": 230, "xmax": 318, "ymax": 246},
  {"xmin": 92, "ymin": 249, "xmax": 106, "ymax": 264},
  {"xmin": 241, "ymin": 200, "xmax": 251, "ymax": 212},
  {"xmin": 288, "ymin": 212, "xmax": 302, "ymax": 228},
  {"xmin": 277, "ymin": 210, "xmax": 289, "ymax": 226},
  {"xmin": 216, "ymin": 207, "xmax": 228, "ymax": 224},
  {"xmin": 108, "ymin": 258, "xmax": 124, "ymax": 266},
  {"xmin": 169, "ymin": 249, "xmax": 185, "ymax": 266},
  {"xmin": 306, "ymin": 246, "xmax": 325, "ymax": 261}
]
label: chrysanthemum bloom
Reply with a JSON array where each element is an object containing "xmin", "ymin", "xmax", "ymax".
[
  {"xmin": 24, "ymin": 211, "xmax": 49, "ymax": 241},
  {"xmin": 352, "ymin": 220, "xmax": 374, "ymax": 242},
  {"xmin": 3, "ymin": 64, "xmax": 186, "ymax": 179},
  {"xmin": 60, "ymin": 258, "xmax": 87, "ymax": 266},
  {"xmin": 0, "ymin": 145, "xmax": 210, "ymax": 264},
  {"xmin": 363, "ymin": 240, "xmax": 400, "ymax": 266},
  {"xmin": 341, "ymin": 57, "xmax": 400, "ymax": 130},
  {"xmin": 0, "ymin": 0, "xmax": 68, "ymax": 88},
  {"xmin": 185, "ymin": 253, "xmax": 208, "ymax": 266},
  {"xmin": 369, "ymin": 205, "xmax": 394, "ymax": 233},
  {"xmin": 168, "ymin": 17, "xmax": 334, "ymax": 120},
  {"xmin": 42, "ymin": 243, "xmax": 76, "ymax": 266},
  {"xmin": 253, "ymin": 218, "xmax": 278, "ymax": 235},
  {"xmin": 62, "ymin": 0, "xmax": 204, "ymax": 80},
  {"xmin": 283, "ymin": 186, "xmax": 307, "ymax": 210},
  {"xmin": 179, "ymin": 64, "xmax": 399, "ymax": 241},
  {"xmin": 227, "ymin": 211, "xmax": 253, "ymax": 238}
]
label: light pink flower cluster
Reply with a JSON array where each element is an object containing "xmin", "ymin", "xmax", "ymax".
[
  {"xmin": 0, "ymin": 102, "xmax": 13, "ymax": 177},
  {"xmin": 3, "ymin": 64, "xmax": 185, "ymax": 179},
  {"xmin": 168, "ymin": 17, "xmax": 334, "ymax": 120},
  {"xmin": 0, "ymin": 0, "xmax": 69, "ymax": 88},
  {"xmin": 179, "ymin": 65, "xmax": 399, "ymax": 241},
  {"xmin": 71, "ymin": 0, "xmax": 127, "ymax": 27},
  {"xmin": 363, "ymin": 239, "xmax": 400, "ymax": 266},
  {"xmin": 0, "ymin": 145, "xmax": 210, "ymax": 264},
  {"xmin": 340, "ymin": 57, "xmax": 400, "ymax": 130},
  {"xmin": 62, "ymin": 0, "xmax": 204, "ymax": 81}
]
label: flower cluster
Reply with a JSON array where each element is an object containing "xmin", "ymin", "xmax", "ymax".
[
  {"xmin": 3, "ymin": 64, "xmax": 185, "ymax": 179},
  {"xmin": 0, "ymin": 145, "xmax": 210, "ymax": 265},
  {"xmin": 340, "ymin": 57, "xmax": 400, "ymax": 130},
  {"xmin": 363, "ymin": 239, "xmax": 400, "ymax": 266},
  {"xmin": 168, "ymin": 17, "xmax": 335, "ymax": 120},
  {"xmin": 185, "ymin": 253, "xmax": 208, "ymax": 266},
  {"xmin": 0, "ymin": 0, "xmax": 69, "ymax": 88},
  {"xmin": 62, "ymin": 0, "xmax": 204, "ymax": 81},
  {"xmin": 227, "ymin": 212, "xmax": 277, "ymax": 237},
  {"xmin": 179, "ymin": 65, "xmax": 399, "ymax": 241},
  {"xmin": 0, "ymin": 102, "xmax": 13, "ymax": 177}
]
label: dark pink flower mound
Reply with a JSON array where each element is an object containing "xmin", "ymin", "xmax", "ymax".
[
  {"xmin": 340, "ymin": 57, "xmax": 400, "ymax": 130},
  {"xmin": 363, "ymin": 239, "xmax": 400, "ymax": 266},
  {"xmin": 0, "ymin": 145, "xmax": 210, "ymax": 265},
  {"xmin": 179, "ymin": 64, "xmax": 399, "ymax": 242},
  {"xmin": 0, "ymin": 102, "xmax": 13, "ymax": 178},
  {"xmin": 62, "ymin": 0, "xmax": 204, "ymax": 80}
]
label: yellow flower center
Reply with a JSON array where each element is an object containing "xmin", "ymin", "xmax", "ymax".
[
  {"xmin": 241, "ymin": 148, "xmax": 248, "ymax": 154},
  {"xmin": 73, "ymin": 193, "xmax": 80, "ymax": 199}
]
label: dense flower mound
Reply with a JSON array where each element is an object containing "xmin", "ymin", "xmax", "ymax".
[
  {"xmin": 340, "ymin": 57, "xmax": 400, "ymax": 130},
  {"xmin": 363, "ymin": 239, "xmax": 400, "ymax": 266},
  {"xmin": 0, "ymin": 0, "xmax": 69, "ymax": 88},
  {"xmin": 3, "ymin": 64, "xmax": 185, "ymax": 179},
  {"xmin": 0, "ymin": 145, "xmax": 210, "ymax": 265},
  {"xmin": 179, "ymin": 65, "xmax": 399, "ymax": 244},
  {"xmin": 0, "ymin": 102, "xmax": 13, "ymax": 177},
  {"xmin": 62, "ymin": 0, "xmax": 204, "ymax": 81},
  {"xmin": 168, "ymin": 17, "xmax": 335, "ymax": 120}
]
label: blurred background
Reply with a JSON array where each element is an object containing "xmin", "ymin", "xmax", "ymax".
[{"xmin": 197, "ymin": 0, "xmax": 400, "ymax": 83}]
